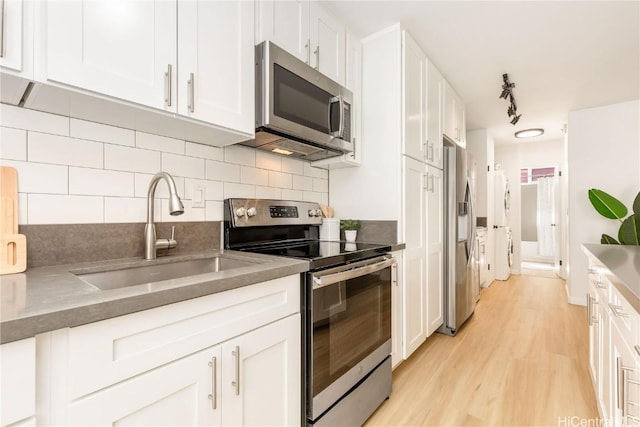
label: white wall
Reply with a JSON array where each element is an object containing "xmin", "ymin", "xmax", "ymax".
[
  {"xmin": 0, "ymin": 104, "xmax": 328, "ymax": 225},
  {"xmin": 567, "ymin": 99, "xmax": 640, "ymax": 305},
  {"xmin": 494, "ymin": 138, "xmax": 564, "ymax": 274}
]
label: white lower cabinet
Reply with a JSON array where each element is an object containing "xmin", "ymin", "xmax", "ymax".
[
  {"xmin": 40, "ymin": 275, "xmax": 301, "ymax": 427},
  {"xmin": 1, "ymin": 338, "xmax": 36, "ymax": 426},
  {"xmin": 390, "ymin": 250, "xmax": 404, "ymax": 369},
  {"xmin": 66, "ymin": 315, "xmax": 300, "ymax": 427}
]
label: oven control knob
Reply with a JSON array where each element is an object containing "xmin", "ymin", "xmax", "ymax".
[
  {"xmin": 246, "ymin": 207, "xmax": 257, "ymax": 217},
  {"xmin": 235, "ymin": 207, "xmax": 246, "ymax": 217},
  {"xmin": 308, "ymin": 209, "xmax": 321, "ymax": 217}
]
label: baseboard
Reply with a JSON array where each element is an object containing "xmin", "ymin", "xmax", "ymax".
[{"xmin": 566, "ymin": 284, "xmax": 587, "ymax": 306}]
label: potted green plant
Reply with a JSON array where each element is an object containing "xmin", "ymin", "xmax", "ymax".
[
  {"xmin": 340, "ymin": 219, "xmax": 361, "ymax": 242},
  {"xmin": 587, "ymin": 188, "xmax": 640, "ymax": 245}
]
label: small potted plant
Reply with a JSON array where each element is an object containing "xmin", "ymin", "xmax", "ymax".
[{"xmin": 340, "ymin": 219, "xmax": 361, "ymax": 242}]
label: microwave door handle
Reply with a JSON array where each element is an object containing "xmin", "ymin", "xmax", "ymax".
[
  {"xmin": 329, "ymin": 96, "xmax": 340, "ymax": 137},
  {"xmin": 337, "ymin": 95, "xmax": 345, "ymax": 138}
]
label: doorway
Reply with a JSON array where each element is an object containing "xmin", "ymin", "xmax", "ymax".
[{"xmin": 520, "ymin": 166, "xmax": 559, "ymax": 276}]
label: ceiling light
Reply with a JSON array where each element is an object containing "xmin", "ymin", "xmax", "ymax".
[
  {"xmin": 507, "ymin": 104, "xmax": 517, "ymax": 116},
  {"xmin": 272, "ymin": 148, "xmax": 294, "ymax": 155},
  {"xmin": 515, "ymin": 128, "xmax": 544, "ymax": 138},
  {"xmin": 510, "ymin": 114, "xmax": 522, "ymax": 125}
]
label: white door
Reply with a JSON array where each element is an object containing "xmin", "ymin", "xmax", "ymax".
[
  {"xmin": 45, "ymin": 0, "xmax": 177, "ymax": 112},
  {"xmin": 255, "ymin": 0, "xmax": 310, "ymax": 64},
  {"xmin": 178, "ymin": 0, "xmax": 254, "ymax": 134},
  {"xmin": 309, "ymin": 2, "xmax": 345, "ymax": 85},
  {"xmin": 403, "ymin": 156, "xmax": 427, "ymax": 358},
  {"xmin": 426, "ymin": 60, "xmax": 443, "ymax": 169},
  {"xmin": 1, "ymin": 338, "xmax": 36, "ymax": 426},
  {"xmin": 426, "ymin": 165, "xmax": 444, "ymax": 336},
  {"xmin": 221, "ymin": 314, "xmax": 300, "ymax": 427},
  {"xmin": 402, "ymin": 31, "xmax": 426, "ymax": 162},
  {"xmin": 67, "ymin": 346, "xmax": 222, "ymax": 426}
]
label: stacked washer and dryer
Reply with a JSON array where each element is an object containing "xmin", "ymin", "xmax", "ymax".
[{"xmin": 494, "ymin": 170, "xmax": 513, "ymax": 280}]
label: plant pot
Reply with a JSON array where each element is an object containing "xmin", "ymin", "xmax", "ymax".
[{"xmin": 344, "ymin": 230, "xmax": 357, "ymax": 242}]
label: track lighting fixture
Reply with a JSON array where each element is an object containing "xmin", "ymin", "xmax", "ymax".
[{"xmin": 499, "ymin": 73, "xmax": 522, "ymax": 125}]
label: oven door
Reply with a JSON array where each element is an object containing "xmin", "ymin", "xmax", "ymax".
[{"xmin": 307, "ymin": 255, "xmax": 394, "ymax": 421}]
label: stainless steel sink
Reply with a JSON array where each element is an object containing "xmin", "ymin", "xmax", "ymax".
[{"xmin": 73, "ymin": 256, "xmax": 256, "ymax": 291}]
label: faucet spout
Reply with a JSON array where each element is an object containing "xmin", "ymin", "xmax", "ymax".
[{"xmin": 145, "ymin": 172, "xmax": 184, "ymax": 260}]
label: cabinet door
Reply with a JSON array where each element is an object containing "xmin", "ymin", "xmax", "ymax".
[
  {"xmin": 67, "ymin": 346, "xmax": 221, "ymax": 426},
  {"xmin": 0, "ymin": 0, "xmax": 33, "ymax": 77},
  {"xmin": 403, "ymin": 156, "xmax": 427, "ymax": 358},
  {"xmin": 1, "ymin": 338, "xmax": 35, "ymax": 426},
  {"xmin": 45, "ymin": 0, "xmax": 177, "ymax": 111},
  {"xmin": 391, "ymin": 250, "xmax": 404, "ymax": 369},
  {"xmin": 221, "ymin": 314, "xmax": 301, "ymax": 427},
  {"xmin": 426, "ymin": 165, "xmax": 443, "ymax": 336},
  {"xmin": 255, "ymin": 0, "xmax": 310, "ymax": 64},
  {"xmin": 402, "ymin": 31, "xmax": 426, "ymax": 161},
  {"xmin": 178, "ymin": 0, "xmax": 254, "ymax": 134},
  {"xmin": 426, "ymin": 60, "xmax": 443, "ymax": 168},
  {"xmin": 309, "ymin": 2, "xmax": 345, "ymax": 85},
  {"xmin": 611, "ymin": 319, "xmax": 640, "ymax": 427},
  {"xmin": 455, "ymin": 94, "xmax": 466, "ymax": 147}
]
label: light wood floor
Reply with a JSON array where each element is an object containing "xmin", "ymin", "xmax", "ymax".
[{"xmin": 365, "ymin": 273, "xmax": 599, "ymax": 426}]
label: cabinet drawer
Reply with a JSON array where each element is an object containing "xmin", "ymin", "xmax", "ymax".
[
  {"xmin": 588, "ymin": 271, "xmax": 609, "ymax": 300},
  {"xmin": 66, "ymin": 275, "xmax": 300, "ymax": 399},
  {"xmin": 607, "ymin": 280, "xmax": 639, "ymax": 347}
]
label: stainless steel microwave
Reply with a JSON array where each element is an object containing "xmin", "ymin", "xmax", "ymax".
[{"xmin": 240, "ymin": 41, "xmax": 353, "ymax": 161}]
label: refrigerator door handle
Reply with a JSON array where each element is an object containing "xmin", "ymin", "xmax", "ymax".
[{"xmin": 466, "ymin": 179, "xmax": 476, "ymax": 263}]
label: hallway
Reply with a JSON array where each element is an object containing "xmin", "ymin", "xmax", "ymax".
[{"xmin": 365, "ymin": 274, "xmax": 599, "ymax": 426}]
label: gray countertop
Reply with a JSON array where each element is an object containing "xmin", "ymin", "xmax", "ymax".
[
  {"xmin": 0, "ymin": 250, "xmax": 309, "ymax": 344},
  {"xmin": 582, "ymin": 244, "xmax": 640, "ymax": 312}
]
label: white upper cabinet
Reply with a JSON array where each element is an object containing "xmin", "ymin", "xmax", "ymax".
[
  {"xmin": 43, "ymin": 0, "xmax": 177, "ymax": 112},
  {"xmin": 443, "ymin": 80, "xmax": 465, "ymax": 147},
  {"xmin": 309, "ymin": 2, "xmax": 345, "ymax": 85},
  {"xmin": 177, "ymin": 0, "xmax": 254, "ymax": 134},
  {"xmin": 0, "ymin": 0, "xmax": 33, "ymax": 78},
  {"xmin": 40, "ymin": 0, "xmax": 254, "ymax": 136},
  {"xmin": 402, "ymin": 31, "xmax": 426, "ymax": 161},
  {"xmin": 255, "ymin": 0, "xmax": 310, "ymax": 64},
  {"xmin": 256, "ymin": 1, "xmax": 345, "ymax": 85}
]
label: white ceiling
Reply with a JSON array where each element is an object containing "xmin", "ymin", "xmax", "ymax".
[{"xmin": 322, "ymin": 0, "xmax": 640, "ymax": 145}]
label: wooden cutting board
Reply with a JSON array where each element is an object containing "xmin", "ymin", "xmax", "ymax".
[{"xmin": 1, "ymin": 166, "xmax": 27, "ymax": 274}]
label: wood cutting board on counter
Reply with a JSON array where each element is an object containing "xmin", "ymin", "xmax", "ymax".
[{"xmin": 1, "ymin": 166, "xmax": 27, "ymax": 275}]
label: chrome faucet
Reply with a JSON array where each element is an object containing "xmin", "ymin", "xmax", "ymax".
[{"xmin": 144, "ymin": 172, "xmax": 185, "ymax": 260}]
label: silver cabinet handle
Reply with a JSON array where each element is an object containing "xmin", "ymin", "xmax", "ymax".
[
  {"xmin": 618, "ymin": 357, "xmax": 625, "ymax": 411},
  {"xmin": 635, "ymin": 345, "xmax": 640, "ymax": 358},
  {"xmin": 587, "ymin": 293, "xmax": 591, "ymax": 326},
  {"xmin": 595, "ymin": 282, "xmax": 607, "ymax": 289},
  {"xmin": 0, "ymin": 0, "xmax": 5, "ymax": 58},
  {"xmin": 187, "ymin": 72, "xmax": 195, "ymax": 113},
  {"xmin": 427, "ymin": 143, "xmax": 434, "ymax": 162},
  {"xmin": 429, "ymin": 173, "xmax": 435, "ymax": 193},
  {"xmin": 314, "ymin": 45, "xmax": 319, "ymax": 70},
  {"xmin": 392, "ymin": 263, "xmax": 398, "ymax": 287},
  {"xmin": 609, "ymin": 303, "xmax": 629, "ymax": 318},
  {"xmin": 164, "ymin": 64, "xmax": 172, "ymax": 107},
  {"xmin": 305, "ymin": 40, "xmax": 310, "ymax": 64},
  {"xmin": 231, "ymin": 346, "xmax": 240, "ymax": 395},
  {"xmin": 208, "ymin": 356, "xmax": 217, "ymax": 409}
]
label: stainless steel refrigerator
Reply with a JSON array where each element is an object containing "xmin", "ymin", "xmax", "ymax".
[{"xmin": 438, "ymin": 144, "xmax": 478, "ymax": 336}]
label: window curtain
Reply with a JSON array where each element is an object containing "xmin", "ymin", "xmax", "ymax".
[{"xmin": 537, "ymin": 177, "xmax": 555, "ymax": 257}]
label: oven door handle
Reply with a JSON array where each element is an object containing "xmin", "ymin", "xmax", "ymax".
[{"xmin": 311, "ymin": 257, "xmax": 396, "ymax": 289}]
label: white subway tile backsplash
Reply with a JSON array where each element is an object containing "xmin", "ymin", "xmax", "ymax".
[
  {"xmin": 105, "ymin": 144, "xmax": 161, "ymax": 174},
  {"xmin": 224, "ymin": 145, "xmax": 255, "ymax": 166},
  {"xmin": 206, "ymin": 160, "xmax": 240, "ymax": 183},
  {"xmin": 0, "ymin": 127, "xmax": 27, "ymax": 160},
  {"xmin": 104, "ymin": 197, "xmax": 147, "ymax": 223},
  {"xmin": 0, "ymin": 159, "xmax": 68, "ymax": 194},
  {"xmin": 205, "ymin": 201, "xmax": 224, "ymax": 221},
  {"xmin": 304, "ymin": 162, "xmax": 328, "ymax": 179},
  {"xmin": 292, "ymin": 175, "xmax": 313, "ymax": 191},
  {"xmin": 256, "ymin": 151, "xmax": 282, "ymax": 171},
  {"xmin": 0, "ymin": 107, "xmax": 328, "ymax": 224},
  {"xmin": 269, "ymin": 171, "xmax": 293, "ymax": 189},
  {"xmin": 281, "ymin": 157, "xmax": 305, "ymax": 175},
  {"xmin": 162, "ymin": 153, "xmax": 205, "ymax": 179},
  {"xmin": 134, "ymin": 173, "xmax": 185, "ymax": 199},
  {"xmin": 28, "ymin": 132, "xmax": 103, "ymax": 168},
  {"xmin": 69, "ymin": 168, "xmax": 134, "ymax": 197},
  {"xmin": 313, "ymin": 178, "xmax": 329, "ymax": 193},
  {"xmin": 0, "ymin": 104, "xmax": 69, "ymax": 136},
  {"xmin": 224, "ymin": 182, "xmax": 256, "ymax": 199},
  {"xmin": 186, "ymin": 142, "xmax": 223, "ymax": 161},
  {"xmin": 241, "ymin": 166, "xmax": 269, "ymax": 185},
  {"xmin": 28, "ymin": 194, "xmax": 103, "ymax": 224},
  {"xmin": 256, "ymin": 186, "xmax": 282, "ymax": 200},
  {"xmin": 136, "ymin": 132, "xmax": 185, "ymax": 154},
  {"xmin": 71, "ymin": 119, "xmax": 135, "ymax": 146}
]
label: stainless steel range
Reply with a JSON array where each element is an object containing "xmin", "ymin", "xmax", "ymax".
[{"xmin": 224, "ymin": 199, "xmax": 393, "ymax": 426}]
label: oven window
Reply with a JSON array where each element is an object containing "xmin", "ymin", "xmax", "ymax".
[
  {"xmin": 312, "ymin": 268, "xmax": 391, "ymax": 397},
  {"xmin": 273, "ymin": 64, "xmax": 332, "ymax": 134}
]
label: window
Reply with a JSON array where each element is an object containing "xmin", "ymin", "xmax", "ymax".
[{"xmin": 520, "ymin": 167, "xmax": 555, "ymax": 184}]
